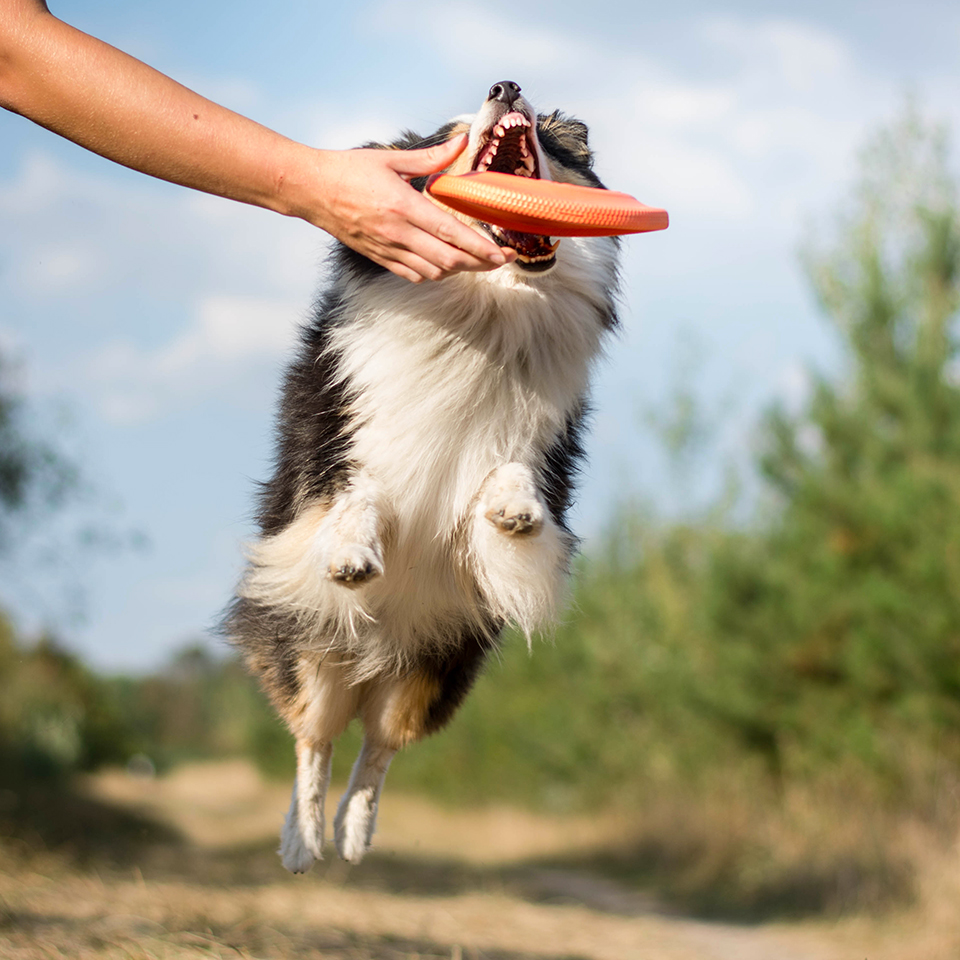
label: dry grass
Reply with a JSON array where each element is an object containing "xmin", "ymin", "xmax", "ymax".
[{"xmin": 1, "ymin": 760, "xmax": 959, "ymax": 960}]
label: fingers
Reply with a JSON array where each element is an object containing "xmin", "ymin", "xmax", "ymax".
[
  {"xmin": 388, "ymin": 133, "xmax": 469, "ymax": 179},
  {"xmin": 368, "ymin": 227, "xmax": 500, "ymax": 283},
  {"xmin": 369, "ymin": 174, "xmax": 514, "ymax": 276}
]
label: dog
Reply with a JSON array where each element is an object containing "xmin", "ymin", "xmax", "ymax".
[{"xmin": 225, "ymin": 80, "xmax": 620, "ymax": 870}]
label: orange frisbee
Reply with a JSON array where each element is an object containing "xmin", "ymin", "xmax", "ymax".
[{"xmin": 427, "ymin": 171, "xmax": 669, "ymax": 238}]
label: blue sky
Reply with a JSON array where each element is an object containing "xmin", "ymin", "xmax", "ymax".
[{"xmin": 2, "ymin": 0, "xmax": 959, "ymax": 670}]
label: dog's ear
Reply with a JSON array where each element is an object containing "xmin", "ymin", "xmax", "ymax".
[{"xmin": 537, "ymin": 110, "xmax": 593, "ymax": 168}]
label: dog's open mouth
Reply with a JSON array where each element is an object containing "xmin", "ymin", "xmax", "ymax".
[{"xmin": 472, "ymin": 111, "xmax": 559, "ymax": 271}]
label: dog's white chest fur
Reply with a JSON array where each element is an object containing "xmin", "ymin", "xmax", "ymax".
[{"xmin": 333, "ymin": 238, "xmax": 615, "ymax": 537}]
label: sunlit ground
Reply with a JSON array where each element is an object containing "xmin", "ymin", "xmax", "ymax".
[{"xmin": 3, "ymin": 759, "xmax": 959, "ymax": 960}]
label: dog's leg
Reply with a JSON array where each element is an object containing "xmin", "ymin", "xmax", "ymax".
[
  {"xmin": 333, "ymin": 671, "xmax": 440, "ymax": 862},
  {"xmin": 279, "ymin": 655, "xmax": 360, "ymax": 873},
  {"xmin": 469, "ymin": 462, "xmax": 572, "ymax": 635},
  {"xmin": 280, "ymin": 738, "xmax": 333, "ymax": 873},
  {"xmin": 316, "ymin": 473, "xmax": 385, "ymax": 588},
  {"xmin": 333, "ymin": 735, "xmax": 396, "ymax": 864}
]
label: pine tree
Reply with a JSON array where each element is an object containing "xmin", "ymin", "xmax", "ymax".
[{"xmin": 703, "ymin": 106, "xmax": 960, "ymax": 787}]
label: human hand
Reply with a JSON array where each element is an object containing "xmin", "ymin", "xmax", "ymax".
[{"xmin": 302, "ymin": 135, "xmax": 517, "ymax": 283}]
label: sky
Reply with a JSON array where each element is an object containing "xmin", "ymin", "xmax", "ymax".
[{"xmin": 2, "ymin": 0, "xmax": 959, "ymax": 671}]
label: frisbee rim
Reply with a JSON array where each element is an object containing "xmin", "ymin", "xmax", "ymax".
[{"xmin": 426, "ymin": 171, "xmax": 669, "ymax": 237}]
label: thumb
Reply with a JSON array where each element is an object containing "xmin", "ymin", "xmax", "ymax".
[{"xmin": 388, "ymin": 134, "xmax": 469, "ymax": 179}]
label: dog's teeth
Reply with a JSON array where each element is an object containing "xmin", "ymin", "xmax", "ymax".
[{"xmin": 494, "ymin": 124, "xmax": 505, "ymax": 137}]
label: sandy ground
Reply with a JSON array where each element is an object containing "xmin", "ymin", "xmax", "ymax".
[{"xmin": 0, "ymin": 759, "xmax": 950, "ymax": 960}]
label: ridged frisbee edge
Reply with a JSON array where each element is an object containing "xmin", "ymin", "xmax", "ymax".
[{"xmin": 426, "ymin": 172, "xmax": 669, "ymax": 237}]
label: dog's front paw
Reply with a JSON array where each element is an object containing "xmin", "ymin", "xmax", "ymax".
[
  {"xmin": 485, "ymin": 499, "xmax": 544, "ymax": 537},
  {"xmin": 327, "ymin": 545, "xmax": 383, "ymax": 588}
]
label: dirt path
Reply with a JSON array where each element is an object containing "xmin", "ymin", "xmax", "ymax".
[{"xmin": 0, "ymin": 760, "xmax": 928, "ymax": 959}]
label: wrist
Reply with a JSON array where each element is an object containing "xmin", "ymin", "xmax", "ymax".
[{"xmin": 267, "ymin": 141, "xmax": 332, "ymax": 225}]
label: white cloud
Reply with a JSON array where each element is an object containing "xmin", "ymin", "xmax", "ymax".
[
  {"xmin": 0, "ymin": 148, "xmax": 327, "ymax": 422},
  {"xmin": 371, "ymin": 1, "xmax": 582, "ymax": 76},
  {"xmin": 700, "ymin": 17, "xmax": 855, "ymax": 93},
  {"xmin": 80, "ymin": 294, "xmax": 302, "ymax": 424},
  {"xmin": 19, "ymin": 244, "xmax": 105, "ymax": 293}
]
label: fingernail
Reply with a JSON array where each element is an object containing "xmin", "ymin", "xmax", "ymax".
[{"xmin": 490, "ymin": 251, "xmax": 507, "ymax": 264}]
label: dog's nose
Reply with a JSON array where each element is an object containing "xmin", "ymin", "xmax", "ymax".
[{"xmin": 487, "ymin": 81, "xmax": 522, "ymax": 106}]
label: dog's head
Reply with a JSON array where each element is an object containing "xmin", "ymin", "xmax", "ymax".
[{"xmin": 407, "ymin": 81, "xmax": 604, "ymax": 275}]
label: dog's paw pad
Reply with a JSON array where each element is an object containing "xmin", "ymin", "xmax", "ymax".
[
  {"xmin": 327, "ymin": 547, "xmax": 383, "ymax": 587},
  {"xmin": 331, "ymin": 562, "xmax": 378, "ymax": 584},
  {"xmin": 485, "ymin": 502, "xmax": 543, "ymax": 537}
]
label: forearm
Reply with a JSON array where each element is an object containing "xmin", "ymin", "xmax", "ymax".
[
  {"xmin": 0, "ymin": 0, "xmax": 306, "ymax": 216},
  {"xmin": 0, "ymin": 0, "xmax": 511, "ymax": 281}
]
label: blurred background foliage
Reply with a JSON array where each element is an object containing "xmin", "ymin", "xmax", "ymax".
[{"xmin": 1, "ymin": 105, "xmax": 959, "ymax": 917}]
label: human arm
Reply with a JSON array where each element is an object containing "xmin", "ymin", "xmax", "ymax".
[{"xmin": 0, "ymin": 0, "xmax": 513, "ymax": 282}]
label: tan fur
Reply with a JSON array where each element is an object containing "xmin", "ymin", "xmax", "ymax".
[
  {"xmin": 288, "ymin": 655, "xmax": 362, "ymax": 742},
  {"xmin": 361, "ymin": 672, "xmax": 442, "ymax": 750},
  {"xmin": 243, "ymin": 500, "xmax": 332, "ymax": 604}
]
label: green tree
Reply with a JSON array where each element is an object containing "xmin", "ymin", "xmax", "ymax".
[
  {"xmin": 688, "ymin": 106, "xmax": 960, "ymax": 790},
  {"xmin": 0, "ymin": 357, "xmax": 77, "ymax": 552}
]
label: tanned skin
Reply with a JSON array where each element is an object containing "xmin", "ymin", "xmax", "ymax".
[{"xmin": 0, "ymin": 0, "xmax": 515, "ymax": 283}]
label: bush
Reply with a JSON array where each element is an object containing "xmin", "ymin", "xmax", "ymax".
[{"xmin": 0, "ymin": 615, "xmax": 132, "ymax": 786}]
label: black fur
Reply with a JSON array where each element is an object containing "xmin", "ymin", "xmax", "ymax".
[
  {"xmin": 418, "ymin": 617, "xmax": 504, "ymax": 735},
  {"xmin": 225, "ymin": 596, "xmax": 306, "ymax": 708},
  {"xmin": 257, "ymin": 299, "xmax": 356, "ymax": 535},
  {"xmin": 539, "ymin": 400, "xmax": 591, "ymax": 533}
]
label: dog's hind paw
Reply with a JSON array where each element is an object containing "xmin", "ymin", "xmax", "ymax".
[
  {"xmin": 280, "ymin": 820, "xmax": 320, "ymax": 874},
  {"xmin": 327, "ymin": 545, "xmax": 383, "ymax": 588},
  {"xmin": 280, "ymin": 786, "xmax": 325, "ymax": 874},
  {"xmin": 334, "ymin": 787, "xmax": 379, "ymax": 864}
]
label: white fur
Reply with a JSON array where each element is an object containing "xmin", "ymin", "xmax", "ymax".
[
  {"xmin": 280, "ymin": 740, "xmax": 332, "ymax": 872},
  {"xmin": 316, "ymin": 472, "xmax": 385, "ymax": 584},
  {"xmin": 280, "ymin": 781, "xmax": 316, "ymax": 873},
  {"xmin": 333, "ymin": 738, "xmax": 395, "ymax": 863},
  {"xmin": 471, "ymin": 462, "xmax": 571, "ymax": 640}
]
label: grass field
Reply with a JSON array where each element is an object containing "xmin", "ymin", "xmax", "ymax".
[{"xmin": 3, "ymin": 759, "xmax": 960, "ymax": 960}]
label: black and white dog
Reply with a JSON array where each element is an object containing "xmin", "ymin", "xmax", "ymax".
[{"xmin": 226, "ymin": 81, "xmax": 619, "ymax": 870}]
